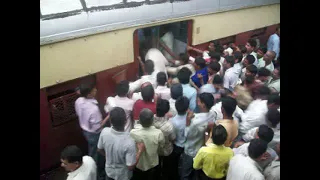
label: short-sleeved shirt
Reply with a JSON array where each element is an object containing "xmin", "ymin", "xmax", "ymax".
[
  {"xmin": 216, "ymin": 119, "xmax": 239, "ymax": 147},
  {"xmin": 191, "ymin": 67, "xmax": 209, "ymax": 88},
  {"xmin": 130, "ymin": 124, "xmax": 165, "ymax": 171},
  {"xmin": 132, "ymin": 100, "xmax": 156, "ymax": 120},
  {"xmin": 193, "ymin": 144, "xmax": 233, "ymax": 179},
  {"xmin": 153, "ymin": 116, "xmax": 176, "ymax": 156},
  {"xmin": 181, "ymin": 84, "xmax": 197, "ymax": 111},
  {"xmin": 97, "ymin": 127, "xmax": 136, "ymax": 180},
  {"xmin": 67, "ymin": 156, "xmax": 97, "ymax": 180},
  {"xmin": 170, "ymin": 113, "xmax": 187, "ymax": 148}
]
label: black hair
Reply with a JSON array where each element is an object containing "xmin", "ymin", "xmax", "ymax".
[
  {"xmin": 258, "ymin": 46, "xmax": 268, "ymax": 54},
  {"xmin": 156, "ymin": 72, "xmax": 167, "ymax": 86},
  {"xmin": 139, "ymin": 108, "xmax": 154, "ymax": 127},
  {"xmin": 61, "ymin": 145, "xmax": 83, "ymax": 163},
  {"xmin": 248, "ymin": 139, "xmax": 268, "ymax": 159},
  {"xmin": 177, "ymin": 67, "xmax": 192, "ymax": 84},
  {"xmin": 141, "ymin": 84, "xmax": 154, "ymax": 102},
  {"xmin": 110, "ymin": 107, "xmax": 126, "ymax": 130},
  {"xmin": 79, "ymin": 83, "xmax": 95, "ymax": 97},
  {"xmin": 212, "ymin": 75, "xmax": 223, "ymax": 85},
  {"xmin": 195, "ymin": 57, "xmax": 206, "ymax": 69},
  {"xmin": 170, "ymin": 83, "xmax": 183, "ymax": 100},
  {"xmin": 245, "ymin": 55, "xmax": 256, "ymax": 65},
  {"xmin": 156, "ymin": 99, "xmax": 170, "ymax": 117},
  {"xmin": 257, "ymin": 86, "xmax": 271, "ymax": 97},
  {"xmin": 238, "ymin": 44, "xmax": 247, "ymax": 54},
  {"xmin": 212, "ymin": 125, "xmax": 228, "ymax": 146},
  {"xmin": 257, "ymin": 124, "xmax": 274, "ymax": 143},
  {"xmin": 175, "ymin": 96, "xmax": 189, "ymax": 115},
  {"xmin": 225, "ymin": 56, "xmax": 235, "ymax": 67},
  {"xmin": 267, "ymin": 108, "xmax": 280, "ymax": 128},
  {"xmin": 179, "ymin": 53, "xmax": 189, "ymax": 64},
  {"xmin": 220, "ymin": 88, "xmax": 233, "ymax": 99},
  {"xmin": 257, "ymin": 67, "xmax": 271, "ymax": 77},
  {"xmin": 198, "ymin": 93, "xmax": 215, "ymax": 110},
  {"xmin": 267, "ymin": 94, "xmax": 280, "ymax": 106},
  {"xmin": 245, "ymin": 76, "xmax": 255, "ymax": 85},
  {"xmin": 209, "ymin": 51, "xmax": 221, "ymax": 61},
  {"xmin": 233, "ymin": 51, "xmax": 243, "ymax": 63},
  {"xmin": 144, "ymin": 60, "xmax": 155, "ymax": 75},
  {"xmin": 116, "ymin": 80, "xmax": 129, "ymax": 97},
  {"xmin": 246, "ymin": 65, "xmax": 258, "ymax": 75},
  {"xmin": 221, "ymin": 96, "xmax": 237, "ymax": 117},
  {"xmin": 247, "ymin": 38, "xmax": 257, "ymax": 48},
  {"xmin": 208, "ymin": 62, "xmax": 221, "ymax": 72}
]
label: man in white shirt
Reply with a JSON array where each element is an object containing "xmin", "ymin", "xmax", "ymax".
[
  {"xmin": 61, "ymin": 145, "xmax": 97, "ymax": 180},
  {"xmin": 155, "ymin": 72, "xmax": 171, "ymax": 100},
  {"xmin": 166, "ymin": 53, "xmax": 196, "ymax": 78},
  {"xmin": 264, "ymin": 143, "xmax": 280, "ymax": 180},
  {"xmin": 223, "ymin": 56, "xmax": 240, "ymax": 91},
  {"xmin": 258, "ymin": 51, "xmax": 275, "ymax": 72},
  {"xmin": 104, "ymin": 81, "xmax": 135, "ymax": 132},
  {"xmin": 245, "ymin": 38, "xmax": 259, "ymax": 66},
  {"xmin": 145, "ymin": 48, "xmax": 169, "ymax": 76},
  {"xmin": 267, "ymin": 26, "xmax": 280, "ymax": 60},
  {"xmin": 233, "ymin": 51, "xmax": 243, "ymax": 75},
  {"xmin": 240, "ymin": 55, "xmax": 256, "ymax": 82},
  {"xmin": 227, "ymin": 139, "xmax": 268, "ymax": 180},
  {"xmin": 267, "ymin": 67, "xmax": 280, "ymax": 93},
  {"xmin": 233, "ymin": 125, "xmax": 278, "ymax": 170}
]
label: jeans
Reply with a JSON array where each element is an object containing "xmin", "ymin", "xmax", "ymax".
[{"xmin": 132, "ymin": 166, "xmax": 158, "ymax": 180}]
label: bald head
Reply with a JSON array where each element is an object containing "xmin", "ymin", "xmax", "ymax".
[
  {"xmin": 263, "ymin": 51, "xmax": 276, "ymax": 63},
  {"xmin": 139, "ymin": 108, "xmax": 154, "ymax": 127}
]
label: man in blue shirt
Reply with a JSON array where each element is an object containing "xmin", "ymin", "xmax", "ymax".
[
  {"xmin": 177, "ymin": 67, "xmax": 197, "ymax": 111},
  {"xmin": 267, "ymin": 26, "xmax": 280, "ymax": 60},
  {"xmin": 191, "ymin": 57, "xmax": 208, "ymax": 88}
]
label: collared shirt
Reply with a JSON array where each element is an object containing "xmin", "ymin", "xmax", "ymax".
[
  {"xmin": 155, "ymin": 86, "xmax": 171, "ymax": 101},
  {"xmin": 132, "ymin": 100, "xmax": 156, "ymax": 121},
  {"xmin": 193, "ymin": 144, "xmax": 233, "ymax": 179},
  {"xmin": 185, "ymin": 112, "xmax": 215, "ymax": 157},
  {"xmin": 97, "ymin": 128, "xmax": 136, "ymax": 180},
  {"xmin": 181, "ymin": 84, "xmax": 197, "ymax": 111},
  {"xmin": 191, "ymin": 67, "xmax": 209, "ymax": 88},
  {"xmin": 153, "ymin": 116, "xmax": 176, "ymax": 156},
  {"xmin": 168, "ymin": 98, "xmax": 177, "ymax": 117},
  {"xmin": 223, "ymin": 67, "xmax": 240, "ymax": 91},
  {"xmin": 258, "ymin": 60, "xmax": 274, "ymax": 72},
  {"xmin": 130, "ymin": 124, "xmax": 165, "ymax": 171},
  {"xmin": 267, "ymin": 78, "xmax": 280, "ymax": 93},
  {"xmin": 233, "ymin": 142, "xmax": 277, "ymax": 169},
  {"xmin": 267, "ymin": 34, "xmax": 280, "ymax": 60},
  {"xmin": 75, "ymin": 97, "xmax": 102, "ymax": 133},
  {"xmin": 264, "ymin": 160, "xmax": 280, "ymax": 180},
  {"xmin": 67, "ymin": 156, "xmax": 97, "ymax": 180},
  {"xmin": 242, "ymin": 127, "xmax": 280, "ymax": 150},
  {"xmin": 239, "ymin": 99, "xmax": 268, "ymax": 134},
  {"xmin": 209, "ymin": 101, "xmax": 243, "ymax": 124},
  {"xmin": 145, "ymin": 48, "xmax": 169, "ymax": 76},
  {"xmin": 227, "ymin": 154, "xmax": 264, "ymax": 180},
  {"xmin": 104, "ymin": 96, "xmax": 135, "ymax": 132},
  {"xmin": 129, "ymin": 70, "xmax": 159, "ymax": 93},
  {"xmin": 250, "ymin": 52, "xmax": 259, "ymax": 67},
  {"xmin": 233, "ymin": 63, "xmax": 243, "ymax": 75},
  {"xmin": 166, "ymin": 64, "xmax": 196, "ymax": 77},
  {"xmin": 169, "ymin": 113, "xmax": 187, "ymax": 148}
]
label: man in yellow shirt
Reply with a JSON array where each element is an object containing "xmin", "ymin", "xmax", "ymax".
[{"xmin": 193, "ymin": 125, "xmax": 233, "ymax": 180}]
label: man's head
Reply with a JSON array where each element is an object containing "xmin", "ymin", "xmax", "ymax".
[
  {"xmin": 61, "ymin": 145, "xmax": 83, "ymax": 172},
  {"xmin": 243, "ymin": 55, "xmax": 255, "ymax": 67},
  {"xmin": 233, "ymin": 51, "xmax": 243, "ymax": 64},
  {"xmin": 221, "ymin": 96, "xmax": 237, "ymax": 118},
  {"xmin": 272, "ymin": 67, "xmax": 280, "ymax": 80},
  {"xmin": 141, "ymin": 84, "xmax": 154, "ymax": 102},
  {"xmin": 209, "ymin": 51, "xmax": 221, "ymax": 63},
  {"xmin": 116, "ymin": 80, "xmax": 129, "ymax": 97},
  {"xmin": 255, "ymin": 124, "xmax": 274, "ymax": 143},
  {"xmin": 223, "ymin": 56, "xmax": 235, "ymax": 70},
  {"xmin": 175, "ymin": 96, "xmax": 190, "ymax": 115},
  {"xmin": 257, "ymin": 46, "xmax": 267, "ymax": 59},
  {"xmin": 193, "ymin": 57, "xmax": 206, "ymax": 70},
  {"xmin": 266, "ymin": 108, "xmax": 280, "ymax": 128},
  {"xmin": 246, "ymin": 38, "xmax": 257, "ymax": 53},
  {"xmin": 212, "ymin": 75, "xmax": 223, "ymax": 89},
  {"xmin": 156, "ymin": 99, "xmax": 170, "ymax": 117},
  {"xmin": 157, "ymin": 72, "xmax": 167, "ymax": 86},
  {"xmin": 79, "ymin": 83, "xmax": 97, "ymax": 99},
  {"xmin": 255, "ymin": 86, "xmax": 271, "ymax": 100},
  {"xmin": 110, "ymin": 107, "xmax": 126, "ymax": 131},
  {"xmin": 177, "ymin": 67, "xmax": 192, "ymax": 84},
  {"xmin": 257, "ymin": 68, "xmax": 271, "ymax": 82},
  {"xmin": 170, "ymin": 83, "xmax": 183, "ymax": 100},
  {"xmin": 248, "ymin": 139, "xmax": 268, "ymax": 161},
  {"xmin": 179, "ymin": 53, "xmax": 190, "ymax": 65},
  {"xmin": 238, "ymin": 44, "xmax": 247, "ymax": 54},
  {"xmin": 211, "ymin": 125, "xmax": 228, "ymax": 146},
  {"xmin": 208, "ymin": 62, "xmax": 221, "ymax": 76},
  {"xmin": 208, "ymin": 40, "xmax": 217, "ymax": 51},
  {"xmin": 267, "ymin": 93, "xmax": 280, "ymax": 109},
  {"xmin": 245, "ymin": 65, "xmax": 258, "ymax": 78},
  {"xmin": 197, "ymin": 93, "xmax": 214, "ymax": 112},
  {"xmin": 144, "ymin": 60, "xmax": 155, "ymax": 75},
  {"xmin": 263, "ymin": 51, "xmax": 276, "ymax": 64},
  {"xmin": 139, "ymin": 108, "xmax": 154, "ymax": 127}
]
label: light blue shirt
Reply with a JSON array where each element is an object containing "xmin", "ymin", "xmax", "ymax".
[
  {"xmin": 267, "ymin": 34, "xmax": 280, "ymax": 60},
  {"xmin": 181, "ymin": 84, "xmax": 197, "ymax": 111},
  {"xmin": 169, "ymin": 114, "xmax": 187, "ymax": 148}
]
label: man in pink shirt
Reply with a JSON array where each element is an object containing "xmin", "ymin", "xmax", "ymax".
[{"xmin": 75, "ymin": 83, "xmax": 108, "ymax": 163}]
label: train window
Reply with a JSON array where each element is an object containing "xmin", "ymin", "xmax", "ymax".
[
  {"xmin": 251, "ymin": 27, "xmax": 267, "ymax": 38},
  {"xmin": 218, "ymin": 35, "xmax": 236, "ymax": 47},
  {"xmin": 136, "ymin": 20, "xmax": 191, "ymax": 77}
]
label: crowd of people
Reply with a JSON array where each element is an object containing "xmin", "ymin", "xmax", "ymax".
[{"xmin": 60, "ymin": 26, "xmax": 280, "ymax": 180}]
